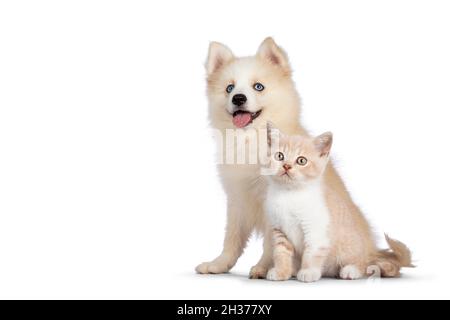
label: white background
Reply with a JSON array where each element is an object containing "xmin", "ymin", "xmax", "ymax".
[{"xmin": 0, "ymin": 0, "xmax": 449, "ymax": 300}]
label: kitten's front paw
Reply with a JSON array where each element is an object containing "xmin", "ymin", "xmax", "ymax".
[
  {"xmin": 195, "ymin": 261, "xmax": 230, "ymax": 274},
  {"xmin": 297, "ymin": 268, "xmax": 322, "ymax": 283},
  {"xmin": 249, "ymin": 265, "xmax": 268, "ymax": 279},
  {"xmin": 266, "ymin": 268, "xmax": 291, "ymax": 281},
  {"xmin": 339, "ymin": 265, "xmax": 363, "ymax": 280}
]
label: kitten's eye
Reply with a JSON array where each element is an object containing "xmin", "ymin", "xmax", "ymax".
[
  {"xmin": 226, "ymin": 84, "xmax": 234, "ymax": 93},
  {"xmin": 274, "ymin": 152, "xmax": 284, "ymax": 161},
  {"xmin": 253, "ymin": 83, "xmax": 265, "ymax": 91},
  {"xmin": 296, "ymin": 156, "xmax": 308, "ymax": 166}
]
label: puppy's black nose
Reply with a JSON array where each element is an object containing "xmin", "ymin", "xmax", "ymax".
[{"xmin": 232, "ymin": 94, "xmax": 247, "ymax": 107}]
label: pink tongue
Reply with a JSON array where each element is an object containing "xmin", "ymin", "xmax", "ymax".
[{"xmin": 232, "ymin": 112, "xmax": 252, "ymax": 128}]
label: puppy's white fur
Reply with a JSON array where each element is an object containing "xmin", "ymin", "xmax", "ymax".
[{"xmin": 196, "ymin": 38, "xmax": 304, "ymax": 277}]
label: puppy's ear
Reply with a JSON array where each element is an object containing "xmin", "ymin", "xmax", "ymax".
[
  {"xmin": 314, "ymin": 132, "xmax": 333, "ymax": 157},
  {"xmin": 206, "ymin": 42, "xmax": 234, "ymax": 76},
  {"xmin": 257, "ymin": 37, "xmax": 290, "ymax": 73}
]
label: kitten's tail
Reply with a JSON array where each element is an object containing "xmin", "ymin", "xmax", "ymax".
[{"xmin": 371, "ymin": 234, "xmax": 414, "ymax": 277}]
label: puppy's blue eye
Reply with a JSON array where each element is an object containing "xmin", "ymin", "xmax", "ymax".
[
  {"xmin": 226, "ymin": 84, "xmax": 234, "ymax": 93},
  {"xmin": 254, "ymin": 83, "xmax": 265, "ymax": 91}
]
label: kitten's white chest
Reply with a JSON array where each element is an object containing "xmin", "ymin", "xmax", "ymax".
[{"xmin": 265, "ymin": 182, "xmax": 330, "ymax": 252}]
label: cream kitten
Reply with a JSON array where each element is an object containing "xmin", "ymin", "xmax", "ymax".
[{"xmin": 264, "ymin": 122, "xmax": 413, "ymax": 282}]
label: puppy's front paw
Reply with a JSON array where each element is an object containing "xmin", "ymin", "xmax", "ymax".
[
  {"xmin": 195, "ymin": 261, "xmax": 230, "ymax": 274},
  {"xmin": 266, "ymin": 268, "xmax": 291, "ymax": 281},
  {"xmin": 249, "ymin": 265, "xmax": 268, "ymax": 279},
  {"xmin": 297, "ymin": 268, "xmax": 322, "ymax": 283}
]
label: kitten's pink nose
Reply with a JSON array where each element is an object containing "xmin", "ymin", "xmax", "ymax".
[{"xmin": 283, "ymin": 164, "xmax": 292, "ymax": 171}]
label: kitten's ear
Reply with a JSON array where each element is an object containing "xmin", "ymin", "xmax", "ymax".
[
  {"xmin": 267, "ymin": 121, "xmax": 274, "ymax": 146},
  {"xmin": 314, "ymin": 132, "xmax": 333, "ymax": 157},
  {"xmin": 206, "ymin": 42, "xmax": 235, "ymax": 76},
  {"xmin": 267, "ymin": 121, "xmax": 282, "ymax": 147},
  {"xmin": 257, "ymin": 37, "xmax": 290, "ymax": 73}
]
